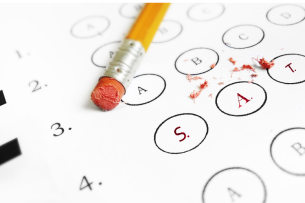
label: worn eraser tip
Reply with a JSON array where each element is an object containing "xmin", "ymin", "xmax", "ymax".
[{"xmin": 91, "ymin": 77, "xmax": 125, "ymax": 111}]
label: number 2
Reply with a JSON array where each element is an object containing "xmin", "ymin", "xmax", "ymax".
[
  {"xmin": 29, "ymin": 80, "xmax": 41, "ymax": 92},
  {"xmin": 51, "ymin": 123, "xmax": 64, "ymax": 136}
]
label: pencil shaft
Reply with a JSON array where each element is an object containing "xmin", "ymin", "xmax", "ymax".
[{"xmin": 126, "ymin": 3, "xmax": 170, "ymax": 52}]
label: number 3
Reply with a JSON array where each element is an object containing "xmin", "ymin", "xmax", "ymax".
[{"xmin": 51, "ymin": 123, "xmax": 64, "ymax": 136}]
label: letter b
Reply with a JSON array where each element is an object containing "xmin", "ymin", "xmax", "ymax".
[
  {"xmin": 191, "ymin": 57, "xmax": 202, "ymax": 65},
  {"xmin": 291, "ymin": 143, "xmax": 305, "ymax": 156}
]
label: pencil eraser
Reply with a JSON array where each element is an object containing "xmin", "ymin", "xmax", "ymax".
[{"xmin": 91, "ymin": 77, "xmax": 125, "ymax": 111}]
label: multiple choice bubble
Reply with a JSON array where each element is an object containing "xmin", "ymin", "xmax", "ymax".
[
  {"xmin": 187, "ymin": 3, "xmax": 225, "ymax": 22},
  {"xmin": 119, "ymin": 3, "xmax": 144, "ymax": 19},
  {"xmin": 203, "ymin": 167, "xmax": 267, "ymax": 203},
  {"xmin": 267, "ymin": 54, "xmax": 305, "ymax": 85},
  {"xmin": 216, "ymin": 82, "xmax": 267, "ymax": 117},
  {"xmin": 152, "ymin": 20, "xmax": 183, "ymax": 43},
  {"xmin": 154, "ymin": 113, "xmax": 208, "ymax": 154},
  {"xmin": 121, "ymin": 74, "xmax": 166, "ymax": 106},
  {"xmin": 91, "ymin": 41, "xmax": 121, "ymax": 68},
  {"xmin": 271, "ymin": 128, "xmax": 305, "ymax": 176},
  {"xmin": 175, "ymin": 48, "xmax": 219, "ymax": 75},
  {"xmin": 267, "ymin": 4, "xmax": 305, "ymax": 26},
  {"xmin": 222, "ymin": 25, "xmax": 265, "ymax": 49},
  {"xmin": 71, "ymin": 16, "xmax": 110, "ymax": 39}
]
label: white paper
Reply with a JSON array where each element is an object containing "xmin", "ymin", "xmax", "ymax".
[{"xmin": 1, "ymin": 3, "xmax": 305, "ymax": 203}]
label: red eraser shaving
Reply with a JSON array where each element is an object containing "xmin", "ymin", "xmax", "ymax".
[
  {"xmin": 187, "ymin": 74, "xmax": 203, "ymax": 82},
  {"xmin": 190, "ymin": 90, "xmax": 202, "ymax": 103},
  {"xmin": 91, "ymin": 77, "xmax": 125, "ymax": 111},
  {"xmin": 200, "ymin": 80, "xmax": 208, "ymax": 89},
  {"xmin": 253, "ymin": 56, "xmax": 275, "ymax": 69},
  {"xmin": 241, "ymin": 64, "xmax": 256, "ymax": 72},
  {"xmin": 229, "ymin": 57, "xmax": 236, "ymax": 65},
  {"xmin": 190, "ymin": 80, "xmax": 209, "ymax": 103}
]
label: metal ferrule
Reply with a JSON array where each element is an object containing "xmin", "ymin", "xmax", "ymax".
[{"xmin": 102, "ymin": 39, "xmax": 145, "ymax": 93}]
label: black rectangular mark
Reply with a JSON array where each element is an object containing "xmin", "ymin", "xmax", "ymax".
[
  {"xmin": 0, "ymin": 90, "xmax": 6, "ymax": 106},
  {"xmin": 0, "ymin": 138, "xmax": 21, "ymax": 165}
]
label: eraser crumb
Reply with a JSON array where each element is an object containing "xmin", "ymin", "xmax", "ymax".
[
  {"xmin": 253, "ymin": 56, "xmax": 274, "ymax": 69},
  {"xmin": 229, "ymin": 57, "xmax": 236, "ymax": 65},
  {"xmin": 187, "ymin": 74, "xmax": 203, "ymax": 82}
]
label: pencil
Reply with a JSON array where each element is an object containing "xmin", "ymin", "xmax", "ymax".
[{"xmin": 91, "ymin": 3, "xmax": 171, "ymax": 111}]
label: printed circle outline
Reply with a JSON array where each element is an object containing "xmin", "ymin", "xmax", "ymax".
[
  {"xmin": 222, "ymin": 24, "xmax": 265, "ymax": 49},
  {"xmin": 91, "ymin": 41, "xmax": 121, "ymax": 68},
  {"xmin": 174, "ymin": 47, "xmax": 219, "ymax": 76},
  {"xmin": 154, "ymin": 113, "xmax": 209, "ymax": 154},
  {"xmin": 119, "ymin": 3, "xmax": 143, "ymax": 19},
  {"xmin": 70, "ymin": 16, "xmax": 110, "ymax": 39},
  {"xmin": 121, "ymin": 73, "xmax": 166, "ymax": 106},
  {"xmin": 152, "ymin": 20, "xmax": 183, "ymax": 44},
  {"xmin": 187, "ymin": 3, "xmax": 225, "ymax": 22},
  {"xmin": 215, "ymin": 81, "xmax": 267, "ymax": 117},
  {"xmin": 266, "ymin": 4, "xmax": 305, "ymax": 26},
  {"xmin": 266, "ymin": 53, "xmax": 305, "ymax": 84},
  {"xmin": 270, "ymin": 127, "xmax": 305, "ymax": 176},
  {"xmin": 202, "ymin": 167, "xmax": 267, "ymax": 203}
]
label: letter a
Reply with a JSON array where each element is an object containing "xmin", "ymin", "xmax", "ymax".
[
  {"xmin": 134, "ymin": 4, "xmax": 142, "ymax": 11},
  {"xmin": 191, "ymin": 57, "xmax": 202, "ymax": 65},
  {"xmin": 110, "ymin": 51, "xmax": 114, "ymax": 58},
  {"xmin": 158, "ymin": 27, "xmax": 167, "ymax": 34},
  {"xmin": 138, "ymin": 87, "xmax": 147, "ymax": 95},
  {"xmin": 228, "ymin": 187, "xmax": 241, "ymax": 202},
  {"xmin": 237, "ymin": 93, "xmax": 250, "ymax": 108},
  {"xmin": 291, "ymin": 143, "xmax": 305, "ymax": 156}
]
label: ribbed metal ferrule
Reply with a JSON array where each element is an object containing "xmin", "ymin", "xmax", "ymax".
[{"xmin": 102, "ymin": 39, "xmax": 145, "ymax": 93}]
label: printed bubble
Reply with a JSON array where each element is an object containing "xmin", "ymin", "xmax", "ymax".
[
  {"xmin": 267, "ymin": 4, "xmax": 305, "ymax": 26},
  {"xmin": 152, "ymin": 20, "xmax": 182, "ymax": 43},
  {"xmin": 271, "ymin": 128, "xmax": 305, "ymax": 176},
  {"xmin": 154, "ymin": 113, "xmax": 208, "ymax": 154},
  {"xmin": 216, "ymin": 81, "xmax": 267, "ymax": 117},
  {"xmin": 71, "ymin": 16, "xmax": 110, "ymax": 39},
  {"xmin": 222, "ymin": 25, "xmax": 264, "ymax": 49},
  {"xmin": 91, "ymin": 41, "xmax": 121, "ymax": 68},
  {"xmin": 175, "ymin": 48, "xmax": 219, "ymax": 75},
  {"xmin": 121, "ymin": 74, "xmax": 166, "ymax": 106},
  {"xmin": 267, "ymin": 54, "xmax": 305, "ymax": 84},
  {"xmin": 203, "ymin": 167, "xmax": 266, "ymax": 203},
  {"xmin": 187, "ymin": 3, "xmax": 225, "ymax": 22},
  {"xmin": 119, "ymin": 3, "xmax": 144, "ymax": 19}
]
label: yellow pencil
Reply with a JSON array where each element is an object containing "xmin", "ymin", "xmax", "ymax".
[{"xmin": 91, "ymin": 3, "xmax": 171, "ymax": 111}]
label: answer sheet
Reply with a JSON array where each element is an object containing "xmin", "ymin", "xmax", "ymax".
[{"xmin": 0, "ymin": 3, "xmax": 305, "ymax": 203}]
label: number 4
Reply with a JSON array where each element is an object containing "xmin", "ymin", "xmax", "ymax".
[{"xmin": 80, "ymin": 176, "xmax": 93, "ymax": 191}]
